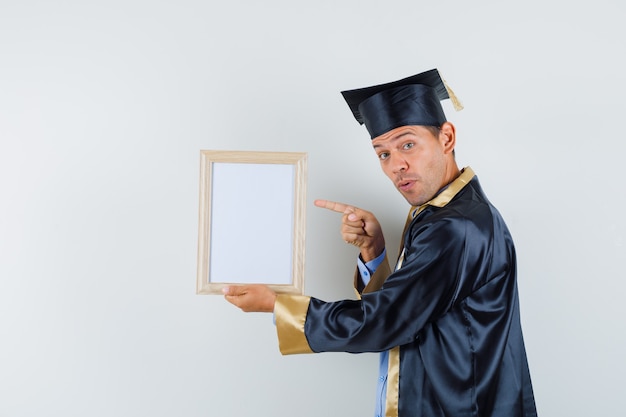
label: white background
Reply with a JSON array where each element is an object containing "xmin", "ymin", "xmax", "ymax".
[
  {"xmin": 1, "ymin": 1, "xmax": 624, "ymax": 416},
  {"xmin": 210, "ymin": 162, "xmax": 294, "ymax": 285}
]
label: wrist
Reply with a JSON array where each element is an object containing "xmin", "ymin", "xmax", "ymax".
[
  {"xmin": 360, "ymin": 246, "xmax": 384, "ymax": 262},
  {"xmin": 268, "ymin": 292, "xmax": 277, "ymax": 313}
]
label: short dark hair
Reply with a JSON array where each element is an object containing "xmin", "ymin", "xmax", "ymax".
[{"xmin": 425, "ymin": 125, "xmax": 455, "ymax": 157}]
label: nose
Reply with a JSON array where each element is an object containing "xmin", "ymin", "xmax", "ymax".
[{"xmin": 389, "ymin": 152, "xmax": 408, "ymax": 174}]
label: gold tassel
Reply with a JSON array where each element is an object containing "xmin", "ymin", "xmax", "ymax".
[{"xmin": 442, "ymin": 78, "xmax": 464, "ymax": 111}]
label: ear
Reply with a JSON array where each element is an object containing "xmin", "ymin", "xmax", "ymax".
[{"xmin": 439, "ymin": 122, "xmax": 456, "ymax": 154}]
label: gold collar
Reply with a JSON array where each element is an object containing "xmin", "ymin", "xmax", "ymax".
[{"xmin": 411, "ymin": 166, "xmax": 475, "ymax": 218}]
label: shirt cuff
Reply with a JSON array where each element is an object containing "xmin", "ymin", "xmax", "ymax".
[{"xmin": 357, "ymin": 248, "xmax": 387, "ymax": 287}]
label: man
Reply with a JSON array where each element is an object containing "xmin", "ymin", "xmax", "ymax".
[{"xmin": 223, "ymin": 69, "xmax": 538, "ymax": 417}]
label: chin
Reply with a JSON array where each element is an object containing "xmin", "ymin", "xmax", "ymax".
[
  {"xmin": 404, "ymin": 194, "xmax": 428, "ymax": 207},
  {"xmin": 401, "ymin": 195, "xmax": 419, "ymax": 206}
]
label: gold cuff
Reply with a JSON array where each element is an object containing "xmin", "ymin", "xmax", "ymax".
[
  {"xmin": 275, "ymin": 294, "xmax": 313, "ymax": 355},
  {"xmin": 363, "ymin": 254, "xmax": 391, "ymax": 294}
]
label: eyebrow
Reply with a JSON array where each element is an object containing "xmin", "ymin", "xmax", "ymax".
[{"xmin": 372, "ymin": 131, "xmax": 415, "ymax": 149}]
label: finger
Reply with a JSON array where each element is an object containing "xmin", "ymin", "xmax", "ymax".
[
  {"xmin": 222, "ymin": 285, "xmax": 247, "ymax": 296},
  {"xmin": 342, "ymin": 219, "xmax": 367, "ymax": 237},
  {"xmin": 343, "ymin": 234, "xmax": 363, "ymax": 247},
  {"xmin": 314, "ymin": 199, "xmax": 355, "ymax": 214}
]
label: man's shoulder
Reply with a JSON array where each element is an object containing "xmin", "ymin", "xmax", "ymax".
[{"xmin": 416, "ymin": 179, "xmax": 500, "ymax": 235}]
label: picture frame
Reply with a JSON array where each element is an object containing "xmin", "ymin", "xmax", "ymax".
[{"xmin": 197, "ymin": 150, "xmax": 307, "ymax": 295}]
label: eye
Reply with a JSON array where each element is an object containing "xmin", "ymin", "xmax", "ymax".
[
  {"xmin": 378, "ymin": 152, "xmax": 390, "ymax": 161},
  {"xmin": 402, "ymin": 142, "xmax": 414, "ymax": 150}
]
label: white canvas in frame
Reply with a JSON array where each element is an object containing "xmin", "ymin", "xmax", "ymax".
[{"xmin": 197, "ymin": 150, "xmax": 307, "ymax": 295}]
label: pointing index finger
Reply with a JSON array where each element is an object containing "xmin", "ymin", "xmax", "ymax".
[{"xmin": 314, "ymin": 199, "xmax": 354, "ymax": 214}]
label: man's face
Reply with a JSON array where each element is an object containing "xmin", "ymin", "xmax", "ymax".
[{"xmin": 371, "ymin": 125, "xmax": 451, "ymax": 206}]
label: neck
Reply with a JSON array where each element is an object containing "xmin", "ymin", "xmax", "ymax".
[{"xmin": 442, "ymin": 161, "xmax": 461, "ymax": 188}]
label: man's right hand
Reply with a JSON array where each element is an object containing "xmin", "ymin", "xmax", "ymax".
[{"xmin": 314, "ymin": 199, "xmax": 385, "ymax": 262}]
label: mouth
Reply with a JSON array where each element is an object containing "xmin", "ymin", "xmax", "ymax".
[{"xmin": 397, "ymin": 179, "xmax": 415, "ymax": 192}]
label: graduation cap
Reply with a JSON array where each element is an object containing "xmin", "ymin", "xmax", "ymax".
[{"xmin": 341, "ymin": 69, "xmax": 463, "ymax": 139}]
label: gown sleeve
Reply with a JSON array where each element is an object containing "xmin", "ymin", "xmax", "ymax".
[
  {"xmin": 302, "ymin": 211, "xmax": 497, "ymax": 354},
  {"xmin": 274, "ymin": 252, "xmax": 392, "ymax": 355}
]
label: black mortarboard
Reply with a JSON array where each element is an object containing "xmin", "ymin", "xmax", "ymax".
[{"xmin": 341, "ymin": 68, "xmax": 463, "ymax": 139}]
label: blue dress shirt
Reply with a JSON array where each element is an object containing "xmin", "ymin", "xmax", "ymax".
[{"xmin": 357, "ymin": 250, "xmax": 388, "ymax": 417}]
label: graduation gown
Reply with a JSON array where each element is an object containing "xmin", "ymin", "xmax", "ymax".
[{"xmin": 274, "ymin": 168, "xmax": 538, "ymax": 417}]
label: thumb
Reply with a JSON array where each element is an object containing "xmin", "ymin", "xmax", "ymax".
[
  {"xmin": 343, "ymin": 206, "xmax": 360, "ymax": 222},
  {"xmin": 222, "ymin": 285, "xmax": 246, "ymax": 296}
]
